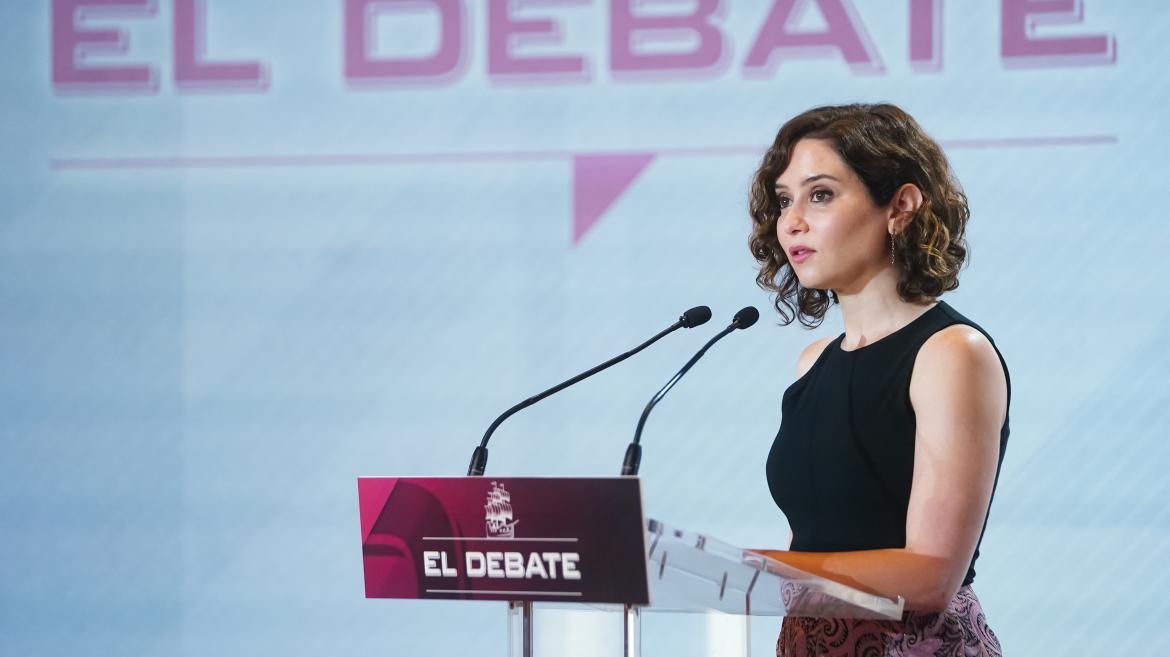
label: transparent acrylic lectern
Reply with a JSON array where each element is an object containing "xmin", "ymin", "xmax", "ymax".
[{"xmin": 506, "ymin": 517, "xmax": 904, "ymax": 657}]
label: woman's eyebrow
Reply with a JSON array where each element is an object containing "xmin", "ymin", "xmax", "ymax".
[{"xmin": 774, "ymin": 173, "xmax": 841, "ymax": 191}]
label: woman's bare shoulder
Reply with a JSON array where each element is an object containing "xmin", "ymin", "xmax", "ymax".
[
  {"xmin": 910, "ymin": 324, "xmax": 1007, "ymax": 424},
  {"xmin": 795, "ymin": 336, "xmax": 836, "ymax": 379},
  {"xmin": 916, "ymin": 324, "xmax": 999, "ymax": 370}
]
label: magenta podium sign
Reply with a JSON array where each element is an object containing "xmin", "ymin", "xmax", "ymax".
[{"xmin": 358, "ymin": 476, "xmax": 649, "ymax": 604}]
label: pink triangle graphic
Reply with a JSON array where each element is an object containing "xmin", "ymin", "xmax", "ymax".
[{"xmin": 572, "ymin": 153, "xmax": 655, "ymax": 245}]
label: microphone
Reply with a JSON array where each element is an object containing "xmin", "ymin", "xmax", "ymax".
[
  {"xmin": 620, "ymin": 306, "xmax": 759, "ymax": 476},
  {"xmin": 467, "ymin": 306, "xmax": 712, "ymax": 476}
]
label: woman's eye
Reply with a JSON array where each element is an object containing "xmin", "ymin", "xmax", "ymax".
[
  {"xmin": 777, "ymin": 196, "xmax": 791, "ymax": 210},
  {"xmin": 811, "ymin": 189, "xmax": 833, "ymax": 202}
]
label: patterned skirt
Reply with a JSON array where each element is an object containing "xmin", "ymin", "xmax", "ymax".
[{"xmin": 777, "ymin": 586, "xmax": 1002, "ymax": 657}]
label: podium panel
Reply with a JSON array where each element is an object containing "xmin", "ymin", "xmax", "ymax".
[{"xmin": 358, "ymin": 476, "xmax": 649, "ymax": 604}]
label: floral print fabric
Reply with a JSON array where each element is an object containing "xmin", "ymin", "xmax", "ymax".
[{"xmin": 777, "ymin": 586, "xmax": 1002, "ymax": 657}]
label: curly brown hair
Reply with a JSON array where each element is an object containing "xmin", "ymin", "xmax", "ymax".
[{"xmin": 748, "ymin": 103, "xmax": 970, "ymax": 327}]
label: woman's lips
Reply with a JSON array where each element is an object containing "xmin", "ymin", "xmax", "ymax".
[{"xmin": 789, "ymin": 248, "xmax": 815, "ymax": 264}]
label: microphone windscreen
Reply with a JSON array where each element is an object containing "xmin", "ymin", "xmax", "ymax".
[
  {"xmin": 681, "ymin": 305, "xmax": 712, "ymax": 328},
  {"xmin": 733, "ymin": 306, "xmax": 759, "ymax": 329}
]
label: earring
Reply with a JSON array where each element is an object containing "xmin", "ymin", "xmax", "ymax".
[{"xmin": 889, "ymin": 233, "xmax": 895, "ymax": 265}]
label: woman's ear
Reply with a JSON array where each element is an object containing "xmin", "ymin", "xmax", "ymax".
[{"xmin": 887, "ymin": 183, "xmax": 924, "ymax": 234}]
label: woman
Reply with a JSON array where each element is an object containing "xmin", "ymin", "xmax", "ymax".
[{"xmin": 747, "ymin": 104, "xmax": 1010, "ymax": 657}]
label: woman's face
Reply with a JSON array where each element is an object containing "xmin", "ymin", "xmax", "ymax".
[{"xmin": 773, "ymin": 138, "xmax": 890, "ymax": 294}]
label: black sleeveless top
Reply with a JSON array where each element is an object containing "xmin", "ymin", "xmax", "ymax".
[{"xmin": 765, "ymin": 301, "xmax": 1010, "ymax": 586}]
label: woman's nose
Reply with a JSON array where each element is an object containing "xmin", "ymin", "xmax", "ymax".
[{"xmin": 779, "ymin": 207, "xmax": 807, "ymax": 235}]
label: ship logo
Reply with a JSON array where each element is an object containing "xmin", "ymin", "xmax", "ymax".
[{"xmin": 485, "ymin": 481, "xmax": 519, "ymax": 538}]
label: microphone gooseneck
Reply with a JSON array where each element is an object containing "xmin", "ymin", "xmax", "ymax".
[
  {"xmin": 620, "ymin": 306, "xmax": 759, "ymax": 476},
  {"xmin": 467, "ymin": 306, "xmax": 711, "ymax": 476}
]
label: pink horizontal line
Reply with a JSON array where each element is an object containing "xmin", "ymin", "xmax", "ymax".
[
  {"xmin": 49, "ymin": 149, "xmax": 571, "ymax": 170},
  {"xmin": 938, "ymin": 135, "xmax": 1117, "ymax": 149},
  {"xmin": 50, "ymin": 135, "xmax": 1116, "ymax": 171}
]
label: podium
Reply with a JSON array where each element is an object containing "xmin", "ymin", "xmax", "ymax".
[{"xmin": 358, "ymin": 477, "xmax": 903, "ymax": 656}]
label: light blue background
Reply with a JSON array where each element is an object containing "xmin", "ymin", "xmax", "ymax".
[{"xmin": 2, "ymin": 1, "xmax": 1166, "ymax": 655}]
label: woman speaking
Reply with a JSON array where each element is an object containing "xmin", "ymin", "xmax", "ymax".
[{"xmin": 748, "ymin": 104, "xmax": 1010, "ymax": 657}]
